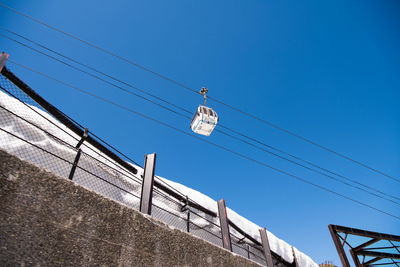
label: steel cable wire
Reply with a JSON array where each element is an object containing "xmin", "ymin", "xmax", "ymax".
[
  {"xmin": 3, "ymin": 61, "xmax": 399, "ymax": 221},
  {"xmin": 1, "ymin": 2, "xmax": 398, "ymax": 183},
  {"xmin": 2, "ymin": 33, "xmax": 398, "ymax": 205}
]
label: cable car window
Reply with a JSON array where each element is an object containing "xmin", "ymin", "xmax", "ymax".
[
  {"xmin": 202, "ymin": 107, "xmax": 207, "ymax": 114},
  {"xmin": 209, "ymin": 109, "xmax": 214, "ymax": 116}
]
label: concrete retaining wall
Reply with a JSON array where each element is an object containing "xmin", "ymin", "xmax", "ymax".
[{"xmin": 0, "ymin": 149, "xmax": 261, "ymax": 266}]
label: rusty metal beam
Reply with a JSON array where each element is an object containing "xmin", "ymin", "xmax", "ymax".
[
  {"xmin": 356, "ymin": 250, "xmax": 400, "ymax": 260},
  {"xmin": 331, "ymin": 225, "xmax": 400, "ymax": 242},
  {"xmin": 350, "ymin": 249, "xmax": 361, "ymax": 267},
  {"xmin": 329, "ymin": 224, "xmax": 351, "ymax": 267},
  {"xmin": 353, "ymin": 238, "xmax": 379, "ymax": 251},
  {"xmin": 363, "ymin": 257, "xmax": 383, "ymax": 265}
]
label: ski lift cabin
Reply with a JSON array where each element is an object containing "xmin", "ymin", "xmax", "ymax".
[{"xmin": 190, "ymin": 105, "xmax": 218, "ymax": 136}]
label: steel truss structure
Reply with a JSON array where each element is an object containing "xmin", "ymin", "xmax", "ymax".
[{"xmin": 329, "ymin": 224, "xmax": 400, "ymax": 267}]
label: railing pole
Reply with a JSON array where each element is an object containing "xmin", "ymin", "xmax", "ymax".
[
  {"xmin": 186, "ymin": 208, "xmax": 190, "ymax": 233},
  {"xmin": 217, "ymin": 199, "xmax": 232, "ymax": 251},
  {"xmin": 140, "ymin": 153, "xmax": 156, "ymax": 215},
  {"xmin": 291, "ymin": 246, "xmax": 299, "ymax": 267},
  {"xmin": 68, "ymin": 149, "xmax": 82, "ymax": 180},
  {"xmin": 0, "ymin": 52, "xmax": 9, "ymax": 72},
  {"xmin": 259, "ymin": 227, "xmax": 274, "ymax": 267}
]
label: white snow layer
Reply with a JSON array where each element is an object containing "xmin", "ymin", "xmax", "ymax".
[{"xmin": 0, "ymin": 90, "xmax": 318, "ymax": 267}]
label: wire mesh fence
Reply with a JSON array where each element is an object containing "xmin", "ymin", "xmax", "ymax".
[{"xmin": 0, "ymin": 69, "xmax": 293, "ymax": 267}]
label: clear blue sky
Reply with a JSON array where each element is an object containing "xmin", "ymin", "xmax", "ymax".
[{"xmin": 1, "ymin": 1, "xmax": 399, "ymax": 264}]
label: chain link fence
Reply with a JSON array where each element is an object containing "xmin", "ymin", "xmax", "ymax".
[{"xmin": 0, "ymin": 69, "xmax": 292, "ymax": 267}]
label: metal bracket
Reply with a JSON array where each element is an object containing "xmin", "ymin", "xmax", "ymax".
[
  {"xmin": 0, "ymin": 52, "xmax": 9, "ymax": 73},
  {"xmin": 75, "ymin": 128, "xmax": 89, "ymax": 148},
  {"xmin": 237, "ymin": 237, "xmax": 246, "ymax": 244},
  {"xmin": 200, "ymin": 87, "xmax": 208, "ymax": 106},
  {"xmin": 180, "ymin": 195, "xmax": 189, "ymax": 212}
]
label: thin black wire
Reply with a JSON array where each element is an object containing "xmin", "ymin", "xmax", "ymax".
[
  {"xmin": 1, "ymin": 2, "xmax": 398, "ymax": 184},
  {"xmin": 153, "ymin": 176, "xmax": 212, "ymax": 212},
  {"xmin": 2, "ymin": 34, "xmax": 399, "ymax": 204},
  {"xmin": 0, "ymin": 27, "xmax": 191, "ymax": 116},
  {"xmin": 190, "ymin": 209, "xmax": 220, "ymax": 229},
  {"xmin": 0, "ymin": 33, "xmax": 186, "ymax": 119},
  {"xmin": 6, "ymin": 61, "xmax": 400, "ymax": 221},
  {"xmin": 151, "ymin": 202, "xmax": 188, "ymax": 222}
]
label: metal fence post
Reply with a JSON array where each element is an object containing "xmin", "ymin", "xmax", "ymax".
[
  {"xmin": 291, "ymin": 246, "xmax": 299, "ymax": 267},
  {"xmin": 259, "ymin": 227, "xmax": 274, "ymax": 267},
  {"xmin": 140, "ymin": 153, "xmax": 156, "ymax": 215},
  {"xmin": 217, "ymin": 199, "xmax": 232, "ymax": 251},
  {"xmin": 0, "ymin": 52, "xmax": 9, "ymax": 72},
  {"xmin": 180, "ymin": 195, "xmax": 190, "ymax": 232},
  {"xmin": 68, "ymin": 149, "xmax": 82, "ymax": 180},
  {"xmin": 186, "ymin": 208, "xmax": 191, "ymax": 233}
]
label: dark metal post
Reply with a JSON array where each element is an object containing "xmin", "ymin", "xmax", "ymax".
[
  {"xmin": 140, "ymin": 153, "xmax": 156, "ymax": 215},
  {"xmin": 180, "ymin": 195, "xmax": 190, "ymax": 232},
  {"xmin": 217, "ymin": 199, "xmax": 232, "ymax": 251},
  {"xmin": 246, "ymin": 244, "xmax": 250, "ymax": 259},
  {"xmin": 186, "ymin": 208, "xmax": 191, "ymax": 233},
  {"xmin": 259, "ymin": 227, "xmax": 274, "ymax": 267},
  {"xmin": 291, "ymin": 246, "xmax": 299, "ymax": 267},
  {"xmin": 0, "ymin": 52, "xmax": 9, "ymax": 72},
  {"xmin": 328, "ymin": 224, "xmax": 351, "ymax": 267},
  {"xmin": 68, "ymin": 149, "xmax": 82, "ymax": 180}
]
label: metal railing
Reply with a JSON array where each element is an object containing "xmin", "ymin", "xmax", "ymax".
[{"xmin": 0, "ymin": 67, "xmax": 294, "ymax": 267}]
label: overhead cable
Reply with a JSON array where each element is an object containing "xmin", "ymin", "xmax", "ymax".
[
  {"xmin": 1, "ymin": 2, "xmax": 398, "ymax": 183},
  {"xmin": 2, "ymin": 32, "xmax": 398, "ymax": 204},
  {"xmin": 6, "ymin": 60, "xmax": 400, "ymax": 221}
]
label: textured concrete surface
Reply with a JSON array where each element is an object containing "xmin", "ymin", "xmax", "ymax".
[{"xmin": 0, "ymin": 149, "xmax": 262, "ymax": 267}]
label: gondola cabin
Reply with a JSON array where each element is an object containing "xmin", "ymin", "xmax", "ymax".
[{"xmin": 190, "ymin": 105, "xmax": 218, "ymax": 136}]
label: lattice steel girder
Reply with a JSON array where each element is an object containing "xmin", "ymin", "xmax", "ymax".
[{"xmin": 329, "ymin": 224, "xmax": 400, "ymax": 267}]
